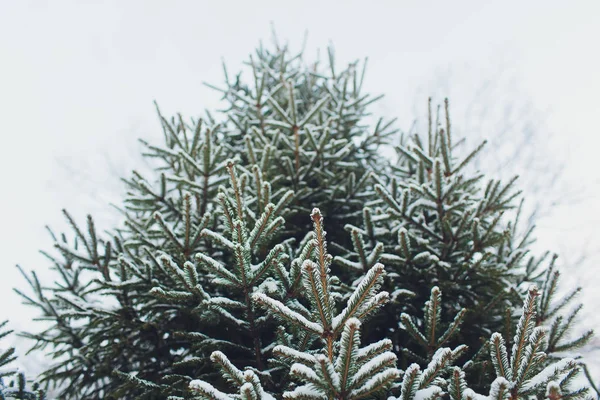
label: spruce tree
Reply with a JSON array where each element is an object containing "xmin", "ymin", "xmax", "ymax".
[{"xmin": 13, "ymin": 39, "xmax": 594, "ymax": 399}]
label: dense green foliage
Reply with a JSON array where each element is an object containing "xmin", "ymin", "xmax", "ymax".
[{"xmin": 12, "ymin": 41, "xmax": 594, "ymax": 399}]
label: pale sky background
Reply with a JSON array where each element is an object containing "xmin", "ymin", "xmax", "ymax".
[{"xmin": 1, "ymin": 0, "xmax": 599, "ymax": 388}]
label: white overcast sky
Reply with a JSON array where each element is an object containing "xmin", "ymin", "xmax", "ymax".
[{"xmin": 1, "ymin": 0, "xmax": 599, "ymax": 379}]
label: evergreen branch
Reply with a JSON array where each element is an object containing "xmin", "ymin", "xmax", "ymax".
[
  {"xmin": 448, "ymin": 367, "xmax": 467, "ymax": 400},
  {"xmin": 350, "ymin": 351, "xmax": 397, "ymax": 390},
  {"xmin": 302, "ymin": 260, "xmax": 331, "ymax": 331},
  {"xmin": 266, "ymin": 96, "xmax": 293, "ymax": 126},
  {"xmin": 282, "ymin": 385, "xmax": 325, "ymax": 399},
  {"xmin": 310, "ymin": 209, "xmax": 333, "ymax": 320},
  {"xmin": 252, "ymin": 293, "xmax": 324, "ymax": 335},
  {"xmin": 273, "ymin": 345, "xmax": 317, "ymax": 366},
  {"xmin": 356, "ymin": 339, "xmax": 393, "ymax": 364},
  {"xmin": 452, "ymin": 140, "xmax": 487, "ymax": 175},
  {"xmin": 336, "ymin": 318, "xmax": 360, "ymax": 391},
  {"xmin": 511, "ymin": 286, "xmax": 539, "ymax": 376},
  {"xmin": 153, "ymin": 212, "xmax": 184, "ymax": 252},
  {"xmin": 350, "ymin": 368, "xmax": 400, "ymax": 399},
  {"xmin": 333, "ymin": 264, "xmax": 385, "ymax": 332},
  {"xmin": 299, "ymin": 95, "xmax": 331, "ymax": 127},
  {"xmin": 399, "ymin": 364, "xmax": 421, "ymax": 400},
  {"xmin": 248, "ymin": 203, "xmax": 275, "ymax": 249},
  {"xmin": 250, "ymin": 244, "xmax": 285, "ymax": 285},
  {"xmin": 189, "ymin": 380, "xmax": 233, "ymax": 400},
  {"xmin": 201, "ymin": 228, "xmax": 236, "ymax": 250},
  {"xmin": 437, "ymin": 309, "xmax": 467, "ymax": 347},
  {"xmin": 401, "ymin": 313, "xmax": 429, "ymax": 349},
  {"xmin": 354, "ymin": 292, "xmax": 389, "ymax": 321},
  {"xmin": 210, "ymin": 351, "xmax": 245, "ymax": 387},
  {"xmin": 316, "ymin": 354, "xmax": 341, "ymax": 393},
  {"xmin": 552, "ymin": 330, "xmax": 593, "ymax": 352},
  {"xmin": 487, "ymin": 377, "xmax": 510, "ymax": 400},
  {"xmin": 288, "ymin": 363, "xmax": 320, "ymax": 386},
  {"xmin": 514, "ymin": 327, "xmax": 547, "ymax": 387},
  {"xmin": 195, "ymin": 253, "xmax": 241, "ymax": 286},
  {"xmin": 419, "ymin": 347, "xmax": 452, "ymax": 389},
  {"xmin": 489, "ymin": 333, "xmax": 513, "ymax": 381},
  {"xmin": 425, "ymin": 286, "xmax": 442, "ymax": 348}
]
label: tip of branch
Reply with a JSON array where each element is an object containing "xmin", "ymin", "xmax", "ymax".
[
  {"xmin": 372, "ymin": 263, "xmax": 385, "ymax": 273},
  {"xmin": 302, "ymin": 259, "xmax": 316, "ymax": 272},
  {"xmin": 346, "ymin": 317, "xmax": 361, "ymax": 329},
  {"xmin": 251, "ymin": 292, "xmax": 267, "ymax": 302},
  {"xmin": 157, "ymin": 253, "xmax": 171, "ymax": 264},
  {"xmin": 310, "ymin": 208, "xmax": 322, "ymax": 222},
  {"xmin": 528, "ymin": 285, "xmax": 539, "ymax": 297},
  {"xmin": 210, "ymin": 350, "xmax": 226, "ymax": 363}
]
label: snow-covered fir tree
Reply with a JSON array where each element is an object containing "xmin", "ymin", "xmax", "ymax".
[{"xmin": 12, "ymin": 39, "xmax": 594, "ymax": 399}]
